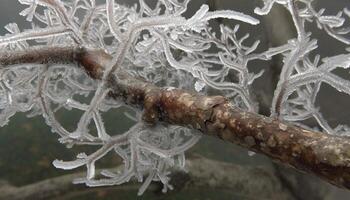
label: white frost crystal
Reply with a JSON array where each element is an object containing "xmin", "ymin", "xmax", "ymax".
[{"xmin": 0, "ymin": 0, "xmax": 349, "ymax": 195}]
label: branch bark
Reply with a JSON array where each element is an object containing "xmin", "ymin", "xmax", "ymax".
[
  {"xmin": 1, "ymin": 46, "xmax": 350, "ymax": 190},
  {"xmin": 0, "ymin": 156, "xmax": 294, "ymax": 200}
]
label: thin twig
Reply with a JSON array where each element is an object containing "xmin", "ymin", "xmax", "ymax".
[{"xmin": 0, "ymin": 156, "xmax": 294, "ymax": 200}]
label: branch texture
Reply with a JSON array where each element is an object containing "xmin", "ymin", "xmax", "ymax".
[
  {"xmin": 0, "ymin": 156, "xmax": 294, "ymax": 200},
  {"xmin": 1, "ymin": 46, "xmax": 350, "ymax": 190}
]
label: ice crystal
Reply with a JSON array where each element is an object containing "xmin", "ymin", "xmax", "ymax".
[{"xmin": 0, "ymin": 0, "xmax": 349, "ymax": 195}]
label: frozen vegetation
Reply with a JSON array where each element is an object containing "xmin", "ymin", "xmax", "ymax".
[{"xmin": 0, "ymin": 0, "xmax": 349, "ymax": 195}]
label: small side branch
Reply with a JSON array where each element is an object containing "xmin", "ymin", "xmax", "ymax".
[{"xmin": 0, "ymin": 156, "xmax": 294, "ymax": 200}]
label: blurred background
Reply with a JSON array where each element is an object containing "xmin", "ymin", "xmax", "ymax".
[{"xmin": 0, "ymin": 0, "xmax": 350, "ymax": 199}]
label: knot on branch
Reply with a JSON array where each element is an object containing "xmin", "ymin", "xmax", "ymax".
[
  {"xmin": 141, "ymin": 86, "xmax": 228, "ymax": 130},
  {"xmin": 75, "ymin": 47, "xmax": 110, "ymax": 79},
  {"xmin": 142, "ymin": 89, "xmax": 162, "ymax": 124}
]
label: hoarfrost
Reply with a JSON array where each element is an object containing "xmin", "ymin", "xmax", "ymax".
[{"xmin": 0, "ymin": 0, "xmax": 349, "ymax": 195}]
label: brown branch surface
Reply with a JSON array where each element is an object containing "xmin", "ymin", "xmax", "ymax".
[{"xmin": 1, "ymin": 46, "xmax": 350, "ymax": 190}]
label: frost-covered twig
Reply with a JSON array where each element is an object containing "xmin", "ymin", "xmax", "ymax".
[
  {"xmin": 0, "ymin": 156, "xmax": 294, "ymax": 200},
  {"xmin": 1, "ymin": 0, "xmax": 350, "ymax": 195},
  {"xmin": 258, "ymin": 0, "xmax": 350, "ymax": 135},
  {"xmin": 2, "ymin": 46, "xmax": 350, "ymax": 190}
]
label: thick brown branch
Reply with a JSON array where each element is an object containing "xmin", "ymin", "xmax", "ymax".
[{"xmin": 1, "ymin": 46, "xmax": 350, "ymax": 190}]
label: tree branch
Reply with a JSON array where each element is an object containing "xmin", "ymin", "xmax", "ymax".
[
  {"xmin": 1, "ymin": 46, "xmax": 350, "ymax": 190},
  {"xmin": 0, "ymin": 156, "xmax": 294, "ymax": 200}
]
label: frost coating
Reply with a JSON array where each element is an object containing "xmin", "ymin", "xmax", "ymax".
[
  {"xmin": 256, "ymin": 0, "xmax": 350, "ymax": 135},
  {"xmin": 0, "ymin": 0, "xmax": 262, "ymax": 195},
  {"xmin": 54, "ymin": 123, "xmax": 200, "ymax": 194},
  {"xmin": 0, "ymin": 0, "xmax": 349, "ymax": 196}
]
